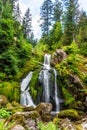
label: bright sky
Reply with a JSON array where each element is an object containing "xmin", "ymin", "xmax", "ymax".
[{"xmin": 19, "ymin": 0, "xmax": 87, "ymax": 39}]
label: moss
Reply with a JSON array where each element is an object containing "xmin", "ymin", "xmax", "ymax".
[
  {"xmin": 0, "ymin": 81, "xmax": 20, "ymax": 102},
  {"xmin": 58, "ymin": 109, "xmax": 79, "ymax": 120},
  {"xmin": 62, "ymin": 87, "xmax": 75, "ymax": 108},
  {"xmin": 29, "ymin": 71, "xmax": 40, "ymax": 103}
]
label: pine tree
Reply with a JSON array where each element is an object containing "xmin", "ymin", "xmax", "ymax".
[
  {"xmin": 62, "ymin": 0, "xmax": 79, "ymax": 45},
  {"xmin": 13, "ymin": 2, "xmax": 22, "ymax": 23},
  {"xmin": 40, "ymin": 0, "xmax": 53, "ymax": 38},
  {"xmin": 77, "ymin": 10, "xmax": 87, "ymax": 43},
  {"xmin": 22, "ymin": 8, "xmax": 32, "ymax": 40},
  {"xmin": 0, "ymin": 0, "xmax": 3, "ymax": 16},
  {"xmin": 53, "ymin": 0, "xmax": 62, "ymax": 22},
  {"xmin": 2, "ymin": 0, "xmax": 12, "ymax": 19}
]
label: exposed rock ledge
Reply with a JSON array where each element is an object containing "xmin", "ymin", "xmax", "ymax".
[{"xmin": 51, "ymin": 49, "xmax": 67, "ymax": 65}]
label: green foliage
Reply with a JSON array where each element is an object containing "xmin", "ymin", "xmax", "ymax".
[
  {"xmin": 63, "ymin": 41, "xmax": 79, "ymax": 54},
  {"xmin": 0, "ymin": 0, "xmax": 3, "ymax": 16},
  {"xmin": 0, "ymin": 108, "xmax": 12, "ymax": 118},
  {"xmin": 38, "ymin": 122, "xmax": 57, "ymax": 130},
  {"xmin": 0, "ymin": 82, "xmax": 20, "ymax": 102},
  {"xmin": 62, "ymin": 87, "xmax": 75, "ymax": 107},
  {"xmin": 50, "ymin": 22, "xmax": 63, "ymax": 49},
  {"xmin": 0, "ymin": 18, "xmax": 14, "ymax": 52},
  {"xmin": 79, "ymin": 42, "xmax": 87, "ymax": 56},
  {"xmin": 30, "ymin": 71, "xmax": 40, "ymax": 103},
  {"xmin": 2, "ymin": 0, "xmax": 12, "ymax": 19},
  {"xmin": 0, "ymin": 121, "xmax": 15, "ymax": 130}
]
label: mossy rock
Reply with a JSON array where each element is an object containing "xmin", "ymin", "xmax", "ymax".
[
  {"xmin": 0, "ymin": 95, "xmax": 8, "ymax": 108},
  {"xmin": 11, "ymin": 101, "xmax": 20, "ymax": 107},
  {"xmin": 6, "ymin": 102, "xmax": 14, "ymax": 109},
  {"xmin": 57, "ymin": 109, "xmax": 79, "ymax": 120},
  {"xmin": 23, "ymin": 106, "xmax": 35, "ymax": 112}
]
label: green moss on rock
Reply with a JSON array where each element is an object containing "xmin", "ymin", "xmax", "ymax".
[
  {"xmin": 30, "ymin": 71, "xmax": 40, "ymax": 103},
  {"xmin": 58, "ymin": 109, "xmax": 79, "ymax": 120}
]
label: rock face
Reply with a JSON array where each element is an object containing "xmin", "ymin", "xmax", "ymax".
[
  {"xmin": 0, "ymin": 95, "xmax": 8, "ymax": 108},
  {"xmin": 36, "ymin": 102, "xmax": 52, "ymax": 122},
  {"xmin": 67, "ymin": 74, "xmax": 83, "ymax": 89},
  {"xmin": 51, "ymin": 49, "xmax": 67, "ymax": 65}
]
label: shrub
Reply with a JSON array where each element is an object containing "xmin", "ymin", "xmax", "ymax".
[
  {"xmin": 0, "ymin": 108, "xmax": 11, "ymax": 118},
  {"xmin": 79, "ymin": 42, "xmax": 87, "ymax": 56}
]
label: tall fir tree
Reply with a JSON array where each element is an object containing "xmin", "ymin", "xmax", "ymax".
[
  {"xmin": 22, "ymin": 8, "xmax": 32, "ymax": 40},
  {"xmin": 13, "ymin": 2, "xmax": 21, "ymax": 23},
  {"xmin": 77, "ymin": 10, "xmax": 87, "ymax": 43},
  {"xmin": 53, "ymin": 0, "xmax": 62, "ymax": 22},
  {"xmin": 40, "ymin": 0, "xmax": 53, "ymax": 39},
  {"xmin": 62, "ymin": 0, "xmax": 79, "ymax": 45}
]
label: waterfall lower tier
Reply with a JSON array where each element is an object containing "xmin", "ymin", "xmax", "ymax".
[{"xmin": 20, "ymin": 72, "xmax": 35, "ymax": 107}]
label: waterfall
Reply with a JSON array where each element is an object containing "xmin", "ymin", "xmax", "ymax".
[
  {"xmin": 39, "ymin": 54, "xmax": 51, "ymax": 103},
  {"xmin": 53, "ymin": 69, "xmax": 60, "ymax": 112},
  {"xmin": 43, "ymin": 54, "xmax": 51, "ymax": 70},
  {"xmin": 39, "ymin": 54, "xmax": 60, "ymax": 112},
  {"xmin": 20, "ymin": 72, "xmax": 35, "ymax": 107}
]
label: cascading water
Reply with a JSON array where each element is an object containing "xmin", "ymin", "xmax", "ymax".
[
  {"xmin": 20, "ymin": 71, "xmax": 35, "ymax": 107},
  {"xmin": 39, "ymin": 54, "xmax": 51, "ymax": 103},
  {"xmin": 53, "ymin": 69, "xmax": 60, "ymax": 112},
  {"xmin": 39, "ymin": 54, "xmax": 60, "ymax": 112}
]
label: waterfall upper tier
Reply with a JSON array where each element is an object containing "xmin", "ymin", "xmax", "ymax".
[{"xmin": 43, "ymin": 54, "xmax": 51, "ymax": 70}]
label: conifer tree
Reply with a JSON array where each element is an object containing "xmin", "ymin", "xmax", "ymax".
[
  {"xmin": 22, "ymin": 8, "xmax": 32, "ymax": 40},
  {"xmin": 13, "ymin": 2, "xmax": 21, "ymax": 23},
  {"xmin": 62, "ymin": 0, "xmax": 79, "ymax": 45},
  {"xmin": 40, "ymin": 0, "xmax": 53, "ymax": 38},
  {"xmin": 53, "ymin": 0, "xmax": 62, "ymax": 22}
]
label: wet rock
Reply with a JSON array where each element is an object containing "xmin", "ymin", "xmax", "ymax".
[
  {"xmin": 10, "ymin": 124, "xmax": 25, "ymax": 130},
  {"xmin": 36, "ymin": 102, "xmax": 52, "ymax": 122},
  {"xmin": 81, "ymin": 117, "xmax": 87, "ymax": 130},
  {"xmin": 52, "ymin": 49, "xmax": 67, "ymax": 65},
  {"xmin": 0, "ymin": 95, "xmax": 8, "ymax": 108},
  {"xmin": 60, "ymin": 118, "xmax": 76, "ymax": 130}
]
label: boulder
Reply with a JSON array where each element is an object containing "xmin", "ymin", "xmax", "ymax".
[
  {"xmin": 0, "ymin": 95, "xmax": 8, "ymax": 108},
  {"xmin": 51, "ymin": 49, "xmax": 67, "ymax": 65},
  {"xmin": 10, "ymin": 124, "xmax": 25, "ymax": 130},
  {"xmin": 36, "ymin": 102, "xmax": 52, "ymax": 122},
  {"xmin": 60, "ymin": 118, "xmax": 76, "ymax": 130},
  {"xmin": 5, "ymin": 111, "xmax": 40, "ymax": 130}
]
